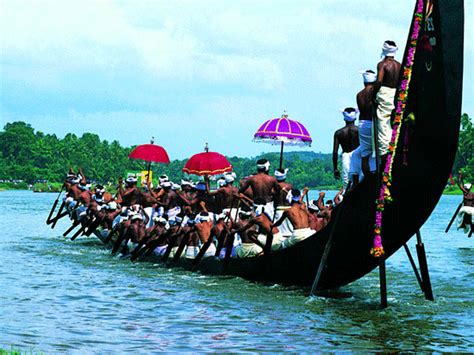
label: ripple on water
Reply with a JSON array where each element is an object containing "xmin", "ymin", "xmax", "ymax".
[{"xmin": 0, "ymin": 192, "xmax": 473, "ymax": 352}]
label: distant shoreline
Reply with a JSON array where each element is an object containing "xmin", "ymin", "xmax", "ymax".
[{"xmin": 0, "ymin": 184, "xmax": 464, "ymax": 195}]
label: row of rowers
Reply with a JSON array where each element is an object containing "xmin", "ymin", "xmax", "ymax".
[{"xmin": 62, "ymin": 160, "xmax": 342, "ymax": 260}]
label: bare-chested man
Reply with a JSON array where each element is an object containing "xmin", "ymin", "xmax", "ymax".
[
  {"xmin": 375, "ymin": 40, "xmax": 402, "ymax": 159},
  {"xmin": 354, "ymin": 70, "xmax": 378, "ymax": 179},
  {"xmin": 273, "ymin": 189, "xmax": 315, "ymax": 248},
  {"xmin": 333, "ymin": 108, "xmax": 359, "ymax": 189},
  {"xmin": 192, "ymin": 212, "xmax": 216, "ymax": 258},
  {"xmin": 457, "ymin": 172, "xmax": 474, "ymax": 235},
  {"xmin": 235, "ymin": 198, "xmax": 284, "ymax": 252},
  {"xmin": 208, "ymin": 173, "xmax": 239, "ymax": 214},
  {"xmin": 238, "ymin": 159, "xmax": 280, "ymax": 219},
  {"xmin": 117, "ymin": 176, "xmax": 141, "ymax": 206},
  {"xmin": 307, "ymin": 199, "xmax": 325, "ymax": 232},
  {"xmin": 232, "ymin": 211, "xmax": 262, "ymax": 258},
  {"xmin": 273, "ymin": 168, "xmax": 294, "ymax": 237}
]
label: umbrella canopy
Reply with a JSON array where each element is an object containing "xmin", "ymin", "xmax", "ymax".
[
  {"xmin": 128, "ymin": 144, "xmax": 170, "ymax": 164},
  {"xmin": 253, "ymin": 112, "xmax": 312, "ymax": 146},
  {"xmin": 253, "ymin": 112, "xmax": 312, "ymax": 169},
  {"xmin": 183, "ymin": 150, "xmax": 232, "ymax": 176}
]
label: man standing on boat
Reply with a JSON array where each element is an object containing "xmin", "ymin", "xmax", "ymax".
[
  {"xmin": 355, "ymin": 70, "xmax": 378, "ymax": 178},
  {"xmin": 238, "ymin": 159, "xmax": 280, "ymax": 219},
  {"xmin": 375, "ymin": 40, "xmax": 401, "ymax": 161},
  {"xmin": 332, "ymin": 108, "xmax": 359, "ymax": 189}
]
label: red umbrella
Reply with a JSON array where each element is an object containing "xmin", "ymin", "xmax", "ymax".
[
  {"xmin": 128, "ymin": 140, "xmax": 170, "ymax": 184},
  {"xmin": 129, "ymin": 144, "xmax": 170, "ymax": 164},
  {"xmin": 183, "ymin": 144, "xmax": 232, "ymax": 176}
]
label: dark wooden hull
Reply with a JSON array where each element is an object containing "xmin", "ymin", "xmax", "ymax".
[
  {"xmin": 96, "ymin": 0, "xmax": 464, "ymax": 290},
  {"xmin": 164, "ymin": 0, "xmax": 464, "ymax": 290}
]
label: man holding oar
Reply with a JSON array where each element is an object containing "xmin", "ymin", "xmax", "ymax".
[
  {"xmin": 456, "ymin": 172, "xmax": 473, "ymax": 236},
  {"xmin": 238, "ymin": 159, "xmax": 280, "ymax": 220}
]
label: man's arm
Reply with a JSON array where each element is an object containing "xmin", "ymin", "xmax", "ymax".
[
  {"xmin": 374, "ymin": 61, "xmax": 384, "ymax": 93},
  {"xmin": 458, "ymin": 172, "xmax": 467, "ymax": 194},
  {"xmin": 238, "ymin": 178, "xmax": 251, "ymax": 194},
  {"xmin": 333, "ymin": 131, "xmax": 340, "ymax": 179},
  {"xmin": 317, "ymin": 192, "xmax": 326, "ymax": 211}
]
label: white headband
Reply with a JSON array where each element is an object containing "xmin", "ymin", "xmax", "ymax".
[
  {"xmin": 464, "ymin": 183, "xmax": 472, "ymax": 190},
  {"xmin": 341, "ymin": 109, "xmax": 358, "ymax": 122},
  {"xmin": 257, "ymin": 161, "xmax": 271, "ymax": 171},
  {"xmin": 274, "ymin": 168, "xmax": 288, "ymax": 181},
  {"xmin": 224, "ymin": 174, "xmax": 235, "ymax": 183},
  {"xmin": 217, "ymin": 178, "xmax": 226, "ymax": 188},
  {"xmin": 308, "ymin": 200, "xmax": 318, "ymax": 211},
  {"xmin": 361, "ymin": 70, "xmax": 377, "ymax": 83},
  {"xmin": 382, "ymin": 41, "xmax": 398, "ymax": 58}
]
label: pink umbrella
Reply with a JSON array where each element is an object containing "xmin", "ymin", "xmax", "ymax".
[{"xmin": 253, "ymin": 111, "xmax": 312, "ymax": 169}]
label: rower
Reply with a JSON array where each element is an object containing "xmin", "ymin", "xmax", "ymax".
[
  {"xmin": 273, "ymin": 168, "xmax": 294, "ymax": 237},
  {"xmin": 208, "ymin": 172, "xmax": 239, "ymax": 214},
  {"xmin": 457, "ymin": 172, "xmax": 473, "ymax": 234},
  {"xmin": 375, "ymin": 40, "xmax": 401, "ymax": 162},
  {"xmin": 332, "ymin": 108, "xmax": 359, "ymax": 190},
  {"xmin": 307, "ymin": 199, "xmax": 325, "ymax": 232},
  {"xmin": 274, "ymin": 189, "xmax": 315, "ymax": 248},
  {"xmin": 236, "ymin": 198, "xmax": 284, "ymax": 252},
  {"xmin": 193, "ymin": 211, "xmax": 217, "ymax": 258},
  {"xmin": 233, "ymin": 211, "xmax": 263, "ymax": 258},
  {"xmin": 118, "ymin": 175, "xmax": 141, "ymax": 206},
  {"xmin": 238, "ymin": 159, "xmax": 280, "ymax": 219}
]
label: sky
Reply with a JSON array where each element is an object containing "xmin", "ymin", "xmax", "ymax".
[{"xmin": 0, "ymin": 0, "xmax": 472, "ymax": 160}]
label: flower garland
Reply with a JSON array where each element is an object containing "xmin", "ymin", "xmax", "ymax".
[{"xmin": 371, "ymin": 0, "xmax": 425, "ymax": 258}]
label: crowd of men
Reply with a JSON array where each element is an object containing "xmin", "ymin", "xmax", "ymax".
[
  {"xmin": 50, "ymin": 160, "xmax": 342, "ymax": 263},
  {"xmin": 332, "ymin": 40, "xmax": 401, "ymax": 191}
]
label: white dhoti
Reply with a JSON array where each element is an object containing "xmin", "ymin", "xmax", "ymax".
[
  {"xmin": 457, "ymin": 206, "xmax": 474, "ymax": 233},
  {"xmin": 235, "ymin": 243, "xmax": 263, "ymax": 258},
  {"xmin": 166, "ymin": 206, "xmax": 181, "ymax": 222},
  {"xmin": 359, "ymin": 119, "xmax": 373, "ymax": 158},
  {"xmin": 153, "ymin": 245, "xmax": 168, "ymax": 256},
  {"xmin": 203, "ymin": 243, "xmax": 217, "ymax": 257},
  {"xmin": 257, "ymin": 231, "xmax": 284, "ymax": 251},
  {"xmin": 219, "ymin": 247, "xmax": 237, "ymax": 259},
  {"xmin": 341, "ymin": 151, "xmax": 354, "ymax": 189},
  {"xmin": 143, "ymin": 207, "xmax": 154, "ymax": 228},
  {"xmin": 273, "ymin": 207, "xmax": 293, "ymax": 237},
  {"xmin": 168, "ymin": 246, "xmax": 179, "ymax": 258},
  {"xmin": 349, "ymin": 147, "xmax": 376, "ymax": 183},
  {"xmin": 281, "ymin": 228, "xmax": 315, "ymax": 249},
  {"xmin": 376, "ymin": 86, "xmax": 396, "ymax": 156},
  {"xmin": 264, "ymin": 202, "xmax": 275, "ymax": 220},
  {"xmin": 184, "ymin": 245, "xmax": 199, "ymax": 259}
]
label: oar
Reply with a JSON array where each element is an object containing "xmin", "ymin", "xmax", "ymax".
[
  {"xmin": 46, "ymin": 185, "xmax": 64, "ymax": 224},
  {"xmin": 173, "ymin": 232, "xmax": 191, "ymax": 262},
  {"xmin": 309, "ymin": 205, "xmax": 342, "ymax": 296},
  {"xmin": 63, "ymin": 220, "xmax": 80, "ymax": 237},
  {"xmin": 70, "ymin": 224, "xmax": 87, "ymax": 241},
  {"xmin": 112, "ymin": 225, "xmax": 129, "ymax": 255},
  {"xmin": 445, "ymin": 202, "xmax": 463, "ymax": 233},
  {"xmin": 50, "ymin": 207, "xmax": 69, "ymax": 229},
  {"xmin": 468, "ymin": 229, "xmax": 473, "ymax": 238}
]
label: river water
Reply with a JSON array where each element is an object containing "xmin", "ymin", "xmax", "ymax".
[{"xmin": 0, "ymin": 190, "xmax": 472, "ymax": 352}]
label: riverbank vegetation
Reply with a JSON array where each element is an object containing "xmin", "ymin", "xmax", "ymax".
[
  {"xmin": 0, "ymin": 115, "xmax": 471, "ymax": 190},
  {"xmin": 0, "ymin": 122, "xmax": 338, "ymax": 189}
]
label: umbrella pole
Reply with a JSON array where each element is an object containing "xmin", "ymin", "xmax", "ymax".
[
  {"xmin": 146, "ymin": 162, "xmax": 151, "ymax": 187},
  {"xmin": 279, "ymin": 141, "xmax": 284, "ymax": 170}
]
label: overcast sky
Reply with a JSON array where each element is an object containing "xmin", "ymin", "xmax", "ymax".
[{"xmin": 1, "ymin": 0, "xmax": 472, "ymax": 159}]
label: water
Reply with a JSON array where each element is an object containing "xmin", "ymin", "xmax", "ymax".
[{"xmin": 0, "ymin": 190, "xmax": 472, "ymax": 352}]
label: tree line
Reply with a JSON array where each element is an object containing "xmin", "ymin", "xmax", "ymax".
[
  {"xmin": 0, "ymin": 121, "xmax": 338, "ymax": 188},
  {"xmin": 0, "ymin": 115, "xmax": 471, "ymax": 188}
]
